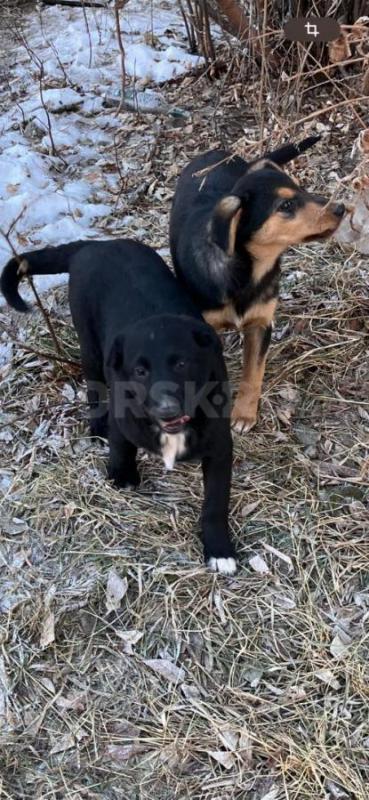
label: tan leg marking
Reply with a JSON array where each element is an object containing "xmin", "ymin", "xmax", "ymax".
[
  {"xmin": 203, "ymin": 304, "xmax": 234, "ymax": 332},
  {"xmin": 231, "ymin": 299, "xmax": 277, "ymax": 433}
]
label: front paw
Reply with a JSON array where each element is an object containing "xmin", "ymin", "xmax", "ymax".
[
  {"xmin": 108, "ymin": 465, "xmax": 141, "ymax": 490},
  {"xmin": 207, "ymin": 556, "xmax": 237, "ymax": 575},
  {"xmin": 231, "ymin": 406, "xmax": 257, "ymax": 434}
]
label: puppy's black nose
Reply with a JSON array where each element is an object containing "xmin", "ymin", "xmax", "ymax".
[
  {"xmin": 333, "ymin": 202, "xmax": 345, "ymax": 218},
  {"xmin": 154, "ymin": 395, "xmax": 181, "ymax": 420}
]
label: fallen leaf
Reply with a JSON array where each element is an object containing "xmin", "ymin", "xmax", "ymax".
[
  {"xmin": 243, "ymin": 665, "xmax": 263, "ymax": 687},
  {"xmin": 49, "ymin": 733, "xmax": 75, "ymax": 755},
  {"xmin": 181, "ymin": 683, "xmax": 201, "ymax": 700},
  {"xmin": 40, "ymin": 611, "xmax": 55, "ymax": 650},
  {"xmin": 241, "ymin": 500, "xmax": 260, "ymax": 517},
  {"xmin": 106, "ymin": 569, "xmax": 128, "ymax": 613},
  {"xmin": 278, "ymin": 384, "xmax": 298, "ymax": 402},
  {"xmin": 56, "ymin": 692, "xmax": 86, "ymax": 711},
  {"xmin": 2, "ymin": 517, "xmax": 28, "ymax": 535},
  {"xmin": 208, "ymin": 749, "xmax": 235, "ymax": 769},
  {"xmin": 39, "ymin": 677, "xmax": 55, "ymax": 694},
  {"xmin": 218, "ymin": 726, "xmax": 238, "ymax": 751},
  {"xmin": 144, "ymin": 658, "xmax": 185, "ymax": 683},
  {"xmin": 330, "ymin": 634, "xmax": 350, "ymax": 659},
  {"xmin": 328, "ymin": 33, "xmax": 351, "ymax": 63},
  {"xmin": 276, "ymin": 406, "xmax": 294, "ymax": 426},
  {"xmin": 249, "ymin": 555, "xmax": 270, "ymax": 575},
  {"xmin": 316, "ymin": 669, "xmax": 341, "ymax": 690},
  {"xmin": 105, "ymin": 743, "xmax": 147, "ymax": 762},
  {"xmin": 271, "ymin": 592, "xmax": 296, "ymax": 610},
  {"xmin": 213, "ymin": 590, "xmax": 226, "ymax": 624},
  {"xmin": 63, "ymin": 503, "xmax": 77, "ymax": 519},
  {"xmin": 239, "ymin": 727, "xmax": 253, "ymax": 765},
  {"xmin": 115, "ymin": 629, "xmax": 143, "ymax": 654}
]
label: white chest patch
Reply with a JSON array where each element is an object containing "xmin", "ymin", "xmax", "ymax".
[{"xmin": 160, "ymin": 431, "xmax": 187, "ymax": 470}]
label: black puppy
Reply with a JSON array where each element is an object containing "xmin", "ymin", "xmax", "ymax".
[
  {"xmin": 1, "ymin": 240, "xmax": 236, "ymax": 574},
  {"xmin": 170, "ymin": 136, "xmax": 345, "ymax": 433}
]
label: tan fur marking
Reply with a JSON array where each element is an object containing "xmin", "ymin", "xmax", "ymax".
[
  {"xmin": 203, "ymin": 305, "xmax": 235, "ymax": 331},
  {"xmin": 247, "ymin": 200, "xmax": 343, "ymax": 279},
  {"xmin": 203, "ymin": 297, "xmax": 277, "ymax": 333},
  {"xmin": 231, "ymin": 330, "xmax": 268, "ymax": 431},
  {"xmin": 204, "ymin": 298, "xmax": 277, "ymax": 429},
  {"xmin": 240, "ymin": 298, "xmax": 277, "ymax": 330},
  {"xmin": 231, "ymin": 298, "xmax": 277, "ymax": 430},
  {"xmin": 217, "ymin": 195, "xmax": 241, "ymax": 217},
  {"xmin": 227, "ymin": 207, "xmax": 242, "ymax": 255},
  {"xmin": 277, "ymin": 187, "xmax": 295, "ymax": 199},
  {"xmin": 247, "ymin": 245, "xmax": 284, "ymax": 283}
]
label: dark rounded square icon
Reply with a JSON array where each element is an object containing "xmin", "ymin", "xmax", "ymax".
[{"xmin": 284, "ymin": 17, "xmax": 341, "ymax": 43}]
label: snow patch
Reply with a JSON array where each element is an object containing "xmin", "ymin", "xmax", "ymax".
[{"xmin": 0, "ymin": 0, "xmax": 205, "ymax": 306}]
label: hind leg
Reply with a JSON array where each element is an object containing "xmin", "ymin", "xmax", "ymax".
[{"xmin": 80, "ymin": 347, "xmax": 108, "ymax": 439}]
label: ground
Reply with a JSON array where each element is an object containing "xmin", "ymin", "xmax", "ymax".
[{"xmin": 0, "ymin": 3, "xmax": 368, "ymax": 800}]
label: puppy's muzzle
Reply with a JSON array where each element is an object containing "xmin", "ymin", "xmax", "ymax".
[{"xmin": 152, "ymin": 394, "xmax": 190, "ymax": 433}]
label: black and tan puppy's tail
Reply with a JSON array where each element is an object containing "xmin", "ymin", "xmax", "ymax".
[
  {"xmin": 0, "ymin": 240, "xmax": 85, "ymax": 312},
  {"xmin": 264, "ymin": 134, "xmax": 321, "ymax": 167}
]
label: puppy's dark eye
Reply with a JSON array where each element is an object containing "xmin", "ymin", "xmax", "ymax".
[
  {"xmin": 134, "ymin": 365, "xmax": 148, "ymax": 378},
  {"xmin": 175, "ymin": 359, "xmax": 186, "ymax": 371},
  {"xmin": 279, "ymin": 199, "xmax": 295, "ymax": 214}
]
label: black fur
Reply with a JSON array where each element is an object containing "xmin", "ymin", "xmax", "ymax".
[
  {"xmin": 169, "ymin": 136, "xmax": 324, "ymax": 314},
  {"xmin": 1, "ymin": 239, "xmax": 236, "ymax": 571},
  {"xmin": 260, "ymin": 325, "xmax": 273, "ymax": 360},
  {"xmin": 169, "ymin": 136, "xmax": 346, "ymax": 433}
]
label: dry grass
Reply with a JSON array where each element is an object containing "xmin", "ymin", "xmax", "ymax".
[{"xmin": 1, "ymin": 26, "xmax": 369, "ymax": 800}]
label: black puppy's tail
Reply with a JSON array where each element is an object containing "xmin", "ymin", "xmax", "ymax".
[
  {"xmin": 264, "ymin": 134, "xmax": 321, "ymax": 166},
  {"xmin": 0, "ymin": 240, "xmax": 85, "ymax": 312}
]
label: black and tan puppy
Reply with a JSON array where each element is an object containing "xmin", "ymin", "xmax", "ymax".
[
  {"xmin": 170, "ymin": 136, "xmax": 345, "ymax": 433},
  {"xmin": 1, "ymin": 240, "xmax": 236, "ymax": 574}
]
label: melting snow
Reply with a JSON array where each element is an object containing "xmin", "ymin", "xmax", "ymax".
[{"xmin": 0, "ymin": 0, "xmax": 203, "ymax": 332}]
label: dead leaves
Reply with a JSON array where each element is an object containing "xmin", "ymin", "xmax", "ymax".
[
  {"xmin": 249, "ymin": 554, "xmax": 270, "ymax": 575},
  {"xmin": 316, "ymin": 669, "xmax": 341, "ymax": 690},
  {"xmin": 40, "ymin": 586, "xmax": 56, "ymax": 650},
  {"xmin": 328, "ymin": 19, "xmax": 369, "ymax": 97},
  {"xmin": 105, "ymin": 568, "xmax": 128, "ymax": 613},
  {"xmin": 40, "ymin": 611, "xmax": 55, "ymax": 650},
  {"xmin": 144, "ymin": 658, "xmax": 185, "ymax": 684},
  {"xmin": 208, "ymin": 749, "xmax": 235, "ymax": 769},
  {"xmin": 328, "ymin": 34, "xmax": 351, "ymax": 64},
  {"xmin": 208, "ymin": 725, "xmax": 253, "ymax": 771},
  {"xmin": 104, "ymin": 743, "xmax": 148, "ymax": 763},
  {"xmin": 115, "ymin": 629, "xmax": 143, "ymax": 654},
  {"xmin": 330, "ymin": 634, "xmax": 351, "ymax": 660},
  {"xmin": 334, "ymin": 125, "xmax": 369, "ymax": 254}
]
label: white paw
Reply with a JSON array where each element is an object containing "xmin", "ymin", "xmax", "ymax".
[{"xmin": 207, "ymin": 556, "xmax": 237, "ymax": 575}]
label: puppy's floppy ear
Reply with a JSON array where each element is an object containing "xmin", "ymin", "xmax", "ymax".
[
  {"xmin": 106, "ymin": 334, "xmax": 124, "ymax": 371},
  {"xmin": 211, "ymin": 194, "xmax": 244, "ymax": 255},
  {"xmin": 192, "ymin": 324, "xmax": 222, "ymax": 354}
]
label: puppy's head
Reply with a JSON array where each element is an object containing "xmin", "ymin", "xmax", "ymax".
[
  {"xmin": 107, "ymin": 314, "xmax": 224, "ymax": 433},
  {"xmin": 211, "ymin": 160, "xmax": 345, "ymax": 266}
]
